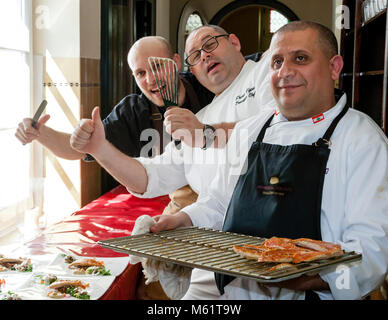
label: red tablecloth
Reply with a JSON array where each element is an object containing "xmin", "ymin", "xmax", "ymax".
[{"xmin": 24, "ymin": 185, "xmax": 170, "ymax": 299}]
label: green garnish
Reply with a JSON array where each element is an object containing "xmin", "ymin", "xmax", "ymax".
[
  {"xmin": 86, "ymin": 266, "xmax": 111, "ymax": 276},
  {"xmin": 101, "ymin": 269, "xmax": 111, "ymax": 276},
  {"xmin": 23, "ymin": 264, "xmax": 33, "ymax": 272},
  {"xmin": 66, "ymin": 286, "xmax": 90, "ymax": 300}
]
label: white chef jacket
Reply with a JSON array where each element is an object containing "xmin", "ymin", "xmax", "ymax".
[
  {"xmin": 182, "ymin": 94, "xmax": 388, "ymax": 300},
  {"xmin": 130, "ymin": 56, "xmax": 276, "ymax": 199}
]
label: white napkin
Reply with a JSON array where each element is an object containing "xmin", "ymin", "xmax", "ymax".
[{"xmin": 129, "ymin": 215, "xmax": 192, "ymax": 300}]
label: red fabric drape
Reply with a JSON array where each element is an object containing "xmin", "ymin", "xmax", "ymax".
[{"xmin": 24, "ymin": 185, "xmax": 170, "ymax": 299}]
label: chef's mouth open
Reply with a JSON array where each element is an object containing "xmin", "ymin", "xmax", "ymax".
[{"xmin": 207, "ymin": 62, "xmax": 219, "ymax": 73}]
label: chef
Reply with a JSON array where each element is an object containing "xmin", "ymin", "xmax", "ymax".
[
  {"xmin": 69, "ymin": 25, "xmax": 276, "ymax": 299},
  {"xmin": 151, "ymin": 21, "xmax": 388, "ymax": 300}
]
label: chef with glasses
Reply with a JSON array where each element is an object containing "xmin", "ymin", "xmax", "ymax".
[
  {"xmin": 70, "ymin": 25, "xmax": 276, "ymax": 299},
  {"xmin": 160, "ymin": 25, "xmax": 276, "ymax": 150}
]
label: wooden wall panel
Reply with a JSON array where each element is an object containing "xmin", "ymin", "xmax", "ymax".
[{"xmin": 80, "ymin": 57, "xmax": 101, "ymax": 206}]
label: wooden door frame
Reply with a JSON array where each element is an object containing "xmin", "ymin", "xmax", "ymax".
[{"xmin": 209, "ymin": 0, "xmax": 299, "ymax": 25}]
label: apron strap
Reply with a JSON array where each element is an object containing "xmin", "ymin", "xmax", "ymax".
[
  {"xmin": 256, "ymin": 104, "xmax": 349, "ymax": 146},
  {"xmin": 322, "ymin": 104, "xmax": 349, "ymax": 141},
  {"xmin": 150, "ymin": 102, "xmax": 164, "ymax": 154},
  {"xmin": 314, "ymin": 104, "xmax": 349, "ymax": 147},
  {"xmin": 256, "ymin": 114, "xmax": 275, "ymax": 142}
]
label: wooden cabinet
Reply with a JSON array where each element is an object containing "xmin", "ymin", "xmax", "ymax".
[{"xmin": 340, "ymin": 0, "xmax": 388, "ymax": 133}]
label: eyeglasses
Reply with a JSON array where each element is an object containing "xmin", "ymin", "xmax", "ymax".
[{"xmin": 185, "ymin": 34, "xmax": 229, "ymax": 67}]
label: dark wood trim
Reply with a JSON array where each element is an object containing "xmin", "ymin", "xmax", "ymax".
[
  {"xmin": 209, "ymin": 0, "xmax": 299, "ymax": 25},
  {"xmin": 382, "ymin": 10, "xmax": 388, "ymax": 131},
  {"xmin": 340, "ymin": 0, "xmax": 387, "ymax": 134},
  {"xmin": 100, "ymin": 0, "xmax": 156, "ymax": 194},
  {"xmin": 100, "ymin": 0, "xmax": 134, "ymax": 194},
  {"xmin": 362, "ymin": 8, "xmax": 387, "ymax": 27},
  {"xmin": 352, "ymin": 0, "xmax": 362, "ymax": 108}
]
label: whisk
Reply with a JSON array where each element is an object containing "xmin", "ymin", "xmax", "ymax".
[{"xmin": 148, "ymin": 56, "xmax": 181, "ymax": 146}]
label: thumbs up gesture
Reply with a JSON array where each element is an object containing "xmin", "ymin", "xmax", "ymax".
[{"xmin": 70, "ymin": 106, "xmax": 105, "ymax": 155}]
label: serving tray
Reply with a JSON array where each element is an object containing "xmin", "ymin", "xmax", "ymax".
[{"xmin": 97, "ymin": 227, "xmax": 362, "ymax": 283}]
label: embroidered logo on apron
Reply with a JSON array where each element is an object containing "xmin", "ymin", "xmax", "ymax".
[{"xmin": 257, "ymin": 176, "xmax": 293, "ymax": 196}]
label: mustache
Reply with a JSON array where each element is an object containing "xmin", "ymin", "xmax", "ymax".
[
  {"xmin": 205, "ymin": 56, "xmax": 219, "ymax": 66},
  {"xmin": 276, "ymin": 79, "xmax": 307, "ymax": 88}
]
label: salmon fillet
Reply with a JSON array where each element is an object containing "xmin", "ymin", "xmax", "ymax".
[{"xmin": 233, "ymin": 237, "xmax": 343, "ymax": 265}]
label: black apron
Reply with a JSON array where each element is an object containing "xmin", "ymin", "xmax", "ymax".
[{"xmin": 215, "ymin": 105, "xmax": 349, "ymax": 296}]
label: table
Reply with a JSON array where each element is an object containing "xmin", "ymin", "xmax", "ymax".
[{"xmin": 22, "ymin": 185, "xmax": 170, "ymax": 300}]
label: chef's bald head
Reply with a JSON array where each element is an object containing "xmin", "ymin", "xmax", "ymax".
[
  {"xmin": 274, "ymin": 21, "xmax": 338, "ymax": 59},
  {"xmin": 128, "ymin": 36, "xmax": 174, "ymax": 69}
]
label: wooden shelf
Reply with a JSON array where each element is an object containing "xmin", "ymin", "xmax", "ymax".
[
  {"xmin": 340, "ymin": 0, "xmax": 388, "ymax": 133},
  {"xmin": 342, "ymin": 70, "xmax": 385, "ymax": 77},
  {"xmin": 362, "ymin": 8, "xmax": 387, "ymax": 28},
  {"xmin": 361, "ymin": 70, "xmax": 385, "ymax": 76}
]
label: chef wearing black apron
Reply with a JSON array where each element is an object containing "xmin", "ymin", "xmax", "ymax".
[{"xmin": 215, "ymin": 104, "xmax": 349, "ymax": 299}]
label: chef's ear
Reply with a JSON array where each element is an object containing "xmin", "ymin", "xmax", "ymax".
[
  {"xmin": 330, "ymin": 55, "xmax": 344, "ymax": 81},
  {"xmin": 173, "ymin": 53, "xmax": 182, "ymax": 71},
  {"xmin": 228, "ymin": 34, "xmax": 242, "ymax": 53}
]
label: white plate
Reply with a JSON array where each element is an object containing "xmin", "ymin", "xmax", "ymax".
[
  {"xmin": 1, "ymin": 273, "xmax": 115, "ymax": 300},
  {"xmin": 35, "ymin": 254, "xmax": 130, "ymax": 277},
  {"xmin": 0, "ymin": 253, "xmax": 131, "ymax": 300}
]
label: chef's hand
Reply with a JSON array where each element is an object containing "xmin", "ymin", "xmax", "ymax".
[
  {"xmin": 70, "ymin": 106, "xmax": 105, "ymax": 155},
  {"xmin": 15, "ymin": 114, "xmax": 51, "ymax": 145},
  {"xmin": 267, "ymin": 274, "xmax": 329, "ymax": 292},
  {"xmin": 150, "ymin": 211, "xmax": 193, "ymax": 233},
  {"xmin": 164, "ymin": 107, "xmax": 204, "ymax": 147}
]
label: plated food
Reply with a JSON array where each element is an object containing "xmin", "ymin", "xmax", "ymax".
[
  {"xmin": 67, "ymin": 258, "xmax": 111, "ymax": 275},
  {"xmin": 233, "ymin": 237, "xmax": 344, "ymax": 267},
  {"xmin": 41, "ymin": 274, "xmax": 58, "ymax": 285},
  {"xmin": 0, "ymin": 256, "xmax": 33, "ymax": 272},
  {"xmin": 0, "ymin": 253, "xmax": 120, "ymax": 300},
  {"xmin": 1, "ymin": 291, "xmax": 22, "ymax": 300},
  {"xmin": 47, "ymin": 279, "xmax": 90, "ymax": 299},
  {"xmin": 61, "ymin": 254, "xmax": 111, "ymax": 275},
  {"xmin": 62, "ymin": 254, "xmax": 75, "ymax": 264}
]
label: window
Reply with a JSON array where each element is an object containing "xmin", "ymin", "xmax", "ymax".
[
  {"xmin": 270, "ymin": 9, "xmax": 289, "ymax": 33},
  {"xmin": 0, "ymin": 0, "xmax": 33, "ymax": 235},
  {"xmin": 184, "ymin": 12, "xmax": 204, "ymax": 71},
  {"xmin": 185, "ymin": 12, "xmax": 204, "ymax": 35}
]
